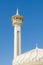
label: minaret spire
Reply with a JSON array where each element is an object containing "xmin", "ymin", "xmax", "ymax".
[{"xmin": 16, "ymin": 8, "xmax": 19, "ymax": 15}]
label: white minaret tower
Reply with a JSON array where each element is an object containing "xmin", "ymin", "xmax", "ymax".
[{"xmin": 12, "ymin": 9, "xmax": 24, "ymax": 64}]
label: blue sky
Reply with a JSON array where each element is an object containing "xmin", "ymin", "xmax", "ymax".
[{"xmin": 0, "ymin": 0, "xmax": 43, "ymax": 65}]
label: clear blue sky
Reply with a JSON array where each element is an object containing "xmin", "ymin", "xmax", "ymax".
[{"xmin": 0, "ymin": 0, "xmax": 43, "ymax": 65}]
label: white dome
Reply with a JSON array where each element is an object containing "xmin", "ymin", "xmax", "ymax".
[{"xmin": 13, "ymin": 47, "xmax": 43, "ymax": 65}]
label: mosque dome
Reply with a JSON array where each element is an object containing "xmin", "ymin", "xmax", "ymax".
[{"xmin": 13, "ymin": 46, "xmax": 43, "ymax": 65}]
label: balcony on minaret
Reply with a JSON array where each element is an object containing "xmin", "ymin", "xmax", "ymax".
[{"xmin": 12, "ymin": 9, "xmax": 24, "ymax": 26}]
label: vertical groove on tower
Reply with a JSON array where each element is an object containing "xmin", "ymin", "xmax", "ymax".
[{"xmin": 17, "ymin": 31, "xmax": 19, "ymax": 55}]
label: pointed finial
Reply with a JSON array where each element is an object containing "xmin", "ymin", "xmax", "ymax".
[
  {"xmin": 16, "ymin": 8, "xmax": 19, "ymax": 15},
  {"xmin": 36, "ymin": 43, "xmax": 38, "ymax": 49}
]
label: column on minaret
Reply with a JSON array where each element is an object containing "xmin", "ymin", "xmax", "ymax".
[
  {"xmin": 14, "ymin": 24, "xmax": 21, "ymax": 58},
  {"xmin": 12, "ymin": 9, "xmax": 24, "ymax": 59}
]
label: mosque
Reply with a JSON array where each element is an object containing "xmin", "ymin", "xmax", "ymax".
[{"xmin": 12, "ymin": 9, "xmax": 43, "ymax": 65}]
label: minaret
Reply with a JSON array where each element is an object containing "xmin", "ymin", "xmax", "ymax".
[{"xmin": 12, "ymin": 9, "xmax": 24, "ymax": 59}]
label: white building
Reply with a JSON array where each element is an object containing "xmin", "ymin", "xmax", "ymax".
[{"xmin": 12, "ymin": 9, "xmax": 43, "ymax": 65}]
